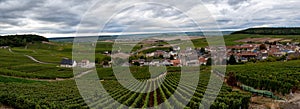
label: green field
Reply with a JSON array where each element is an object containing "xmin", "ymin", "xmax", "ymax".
[{"xmin": 0, "ymin": 43, "xmax": 73, "ymax": 79}]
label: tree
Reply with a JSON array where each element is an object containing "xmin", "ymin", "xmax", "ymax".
[
  {"xmin": 140, "ymin": 55, "xmax": 145, "ymax": 59},
  {"xmin": 228, "ymin": 55, "xmax": 237, "ymax": 65},
  {"xmin": 280, "ymin": 55, "xmax": 286, "ymax": 61},
  {"xmin": 103, "ymin": 61, "xmax": 109, "ymax": 65},
  {"xmin": 200, "ymin": 47, "xmax": 205, "ymax": 53},
  {"xmin": 265, "ymin": 57, "xmax": 276, "ymax": 62},
  {"xmin": 133, "ymin": 62, "xmax": 140, "ymax": 66},
  {"xmin": 249, "ymin": 58, "xmax": 257, "ymax": 63},
  {"xmin": 159, "ymin": 55, "xmax": 164, "ymax": 59},
  {"xmin": 227, "ymin": 72, "xmax": 237, "ymax": 86},
  {"xmin": 95, "ymin": 57, "xmax": 100, "ymax": 64},
  {"xmin": 206, "ymin": 58, "xmax": 212, "ymax": 66},
  {"xmin": 259, "ymin": 44, "xmax": 267, "ymax": 50},
  {"xmin": 170, "ymin": 55, "xmax": 174, "ymax": 60}
]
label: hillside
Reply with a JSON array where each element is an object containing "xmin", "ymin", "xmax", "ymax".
[
  {"xmin": 231, "ymin": 27, "xmax": 300, "ymax": 35},
  {"xmin": 0, "ymin": 34, "xmax": 49, "ymax": 47}
]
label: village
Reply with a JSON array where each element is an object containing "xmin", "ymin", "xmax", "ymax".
[
  {"xmin": 105, "ymin": 38, "xmax": 300, "ymax": 67},
  {"xmin": 2, "ymin": 37, "xmax": 298, "ymax": 69},
  {"xmin": 58, "ymin": 38, "xmax": 300, "ymax": 68}
]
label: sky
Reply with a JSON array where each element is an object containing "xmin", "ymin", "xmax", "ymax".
[{"xmin": 0, "ymin": 0, "xmax": 300, "ymax": 38}]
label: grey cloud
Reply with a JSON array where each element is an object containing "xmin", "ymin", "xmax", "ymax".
[
  {"xmin": 1, "ymin": 0, "xmax": 300, "ymax": 37},
  {"xmin": 228, "ymin": 0, "xmax": 248, "ymax": 6}
]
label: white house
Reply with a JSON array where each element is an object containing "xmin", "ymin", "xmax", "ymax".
[
  {"xmin": 60, "ymin": 58, "xmax": 77, "ymax": 68},
  {"xmin": 77, "ymin": 60, "xmax": 95, "ymax": 68}
]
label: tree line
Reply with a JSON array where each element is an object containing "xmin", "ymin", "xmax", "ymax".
[
  {"xmin": 232, "ymin": 27, "xmax": 300, "ymax": 35},
  {"xmin": 0, "ymin": 34, "xmax": 49, "ymax": 47}
]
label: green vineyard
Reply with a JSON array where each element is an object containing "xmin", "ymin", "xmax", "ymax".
[
  {"xmin": 227, "ymin": 60, "xmax": 300, "ymax": 95},
  {"xmin": 0, "ymin": 66, "xmax": 251, "ymax": 109}
]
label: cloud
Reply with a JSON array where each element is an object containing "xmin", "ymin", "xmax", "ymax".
[{"xmin": 0, "ymin": 0, "xmax": 299, "ymax": 37}]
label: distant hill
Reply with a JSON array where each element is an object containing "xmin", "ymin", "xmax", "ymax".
[
  {"xmin": 231, "ymin": 27, "xmax": 300, "ymax": 35},
  {"xmin": 48, "ymin": 31, "xmax": 233, "ymax": 42},
  {"xmin": 0, "ymin": 34, "xmax": 49, "ymax": 47}
]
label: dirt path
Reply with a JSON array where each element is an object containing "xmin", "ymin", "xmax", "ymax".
[
  {"xmin": 146, "ymin": 72, "xmax": 167, "ymax": 82},
  {"xmin": 288, "ymin": 93, "xmax": 300, "ymax": 103},
  {"xmin": 73, "ymin": 70, "xmax": 93, "ymax": 79},
  {"xmin": 0, "ymin": 70, "xmax": 93, "ymax": 82},
  {"xmin": 24, "ymin": 55, "xmax": 52, "ymax": 64},
  {"xmin": 8, "ymin": 48, "xmax": 14, "ymax": 53},
  {"xmin": 0, "ymin": 104, "xmax": 14, "ymax": 109},
  {"xmin": 9, "ymin": 48, "xmax": 54, "ymax": 64}
]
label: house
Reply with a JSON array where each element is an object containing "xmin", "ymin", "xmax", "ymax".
[
  {"xmin": 273, "ymin": 52, "xmax": 285, "ymax": 57},
  {"xmin": 77, "ymin": 60, "xmax": 95, "ymax": 68},
  {"xmin": 149, "ymin": 60, "xmax": 160, "ymax": 66},
  {"xmin": 287, "ymin": 50, "xmax": 300, "ymax": 60},
  {"xmin": 234, "ymin": 52, "xmax": 258, "ymax": 62},
  {"xmin": 154, "ymin": 50, "xmax": 165, "ymax": 57},
  {"xmin": 198, "ymin": 57, "xmax": 207, "ymax": 65},
  {"xmin": 227, "ymin": 44, "xmax": 257, "ymax": 53},
  {"xmin": 60, "ymin": 58, "xmax": 77, "ymax": 68},
  {"xmin": 163, "ymin": 52, "xmax": 170, "ymax": 58},
  {"xmin": 161, "ymin": 59, "xmax": 172, "ymax": 66},
  {"xmin": 0, "ymin": 46, "xmax": 9, "ymax": 49},
  {"xmin": 258, "ymin": 50, "xmax": 268, "ymax": 60},
  {"xmin": 169, "ymin": 51, "xmax": 177, "ymax": 56},
  {"xmin": 78, "ymin": 60, "xmax": 89, "ymax": 67},
  {"xmin": 103, "ymin": 51, "xmax": 110, "ymax": 55},
  {"xmin": 146, "ymin": 52, "xmax": 155, "ymax": 57},
  {"xmin": 131, "ymin": 59, "xmax": 145, "ymax": 66},
  {"xmin": 173, "ymin": 46, "xmax": 180, "ymax": 51},
  {"xmin": 171, "ymin": 59, "xmax": 181, "ymax": 66},
  {"xmin": 186, "ymin": 60, "xmax": 200, "ymax": 66}
]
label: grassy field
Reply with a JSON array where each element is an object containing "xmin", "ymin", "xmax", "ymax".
[
  {"xmin": 0, "ymin": 43, "xmax": 73, "ymax": 79},
  {"xmin": 223, "ymin": 34, "xmax": 300, "ymax": 46}
]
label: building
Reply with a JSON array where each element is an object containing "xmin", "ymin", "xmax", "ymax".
[
  {"xmin": 161, "ymin": 59, "xmax": 172, "ymax": 66},
  {"xmin": 131, "ymin": 59, "xmax": 145, "ymax": 66},
  {"xmin": 0, "ymin": 46, "xmax": 9, "ymax": 49},
  {"xmin": 173, "ymin": 46, "xmax": 180, "ymax": 51},
  {"xmin": 171, "ymin": 59, "xmax": 181, "ymax": 66},
  {"xmin": 198, "ymin": 57, "xmax": 207, "ymax": 65},
  {"xmin": 60, "ymin": 58, "xmax": 77, "ymax": 68},
  {"xmin": 77, "ymin": 60, "xmax": 95, "ymax": 68},
  {"xmin": 154, "ymin": 50, "xmax": 166, "ymax": 57},
  {"xmin": 149, "ymin": 60, "xmax": 160, "ymax": 66}
]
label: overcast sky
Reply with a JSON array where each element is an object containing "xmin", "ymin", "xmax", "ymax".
[{"xmin": 0, "ymin": 0, "xmax": 299, "ymax": 37}]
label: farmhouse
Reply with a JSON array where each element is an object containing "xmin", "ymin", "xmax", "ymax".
[
  {"xmin": 60, "ymin": 58, "xmax": 77, "ymax": 68},
  {"xmin": 0, "ymin": 46, "xmax": 9, "ymax": 49},
  {"xmin": 77, "ymin": 60, "xmax": 95, "ymax": 68}
]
